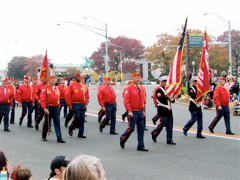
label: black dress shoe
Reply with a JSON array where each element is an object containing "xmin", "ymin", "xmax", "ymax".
[
  {"xmin": 57, "ymin": 139, "xmax": 66, "ymax": 143},
  {"xmin": 167, "ymin": 141, "xmax": 176, "ymax": 145},
  {"xmin": 99, "ymin": 127, "xmax": 103, "ymax": 132},
  {"xmin": 84, "ymin": 120, "xmax": 87, "ymax": 122},
  {"xmin": 226, "ymin": 132, "xmax": 235, "ymax": 135},
  {"xmin": 68, "ymin": 127, "xmax": 73, "ymax": 136},
  {"xmin": 144, "ymin": 128, "xmax": 148, "ymax": 131},
  {"xmin": 64, "ymin": 123, "xmax": 68, "ymax": 128},
  {"xmin": 19, "ymin": 120, "xmax": 23, "ymax": 126},
  {"xmin": 122, "ymin": 115, "xmax": 125, "ymax": 121},
  {"xmin": 42, "ymin": 138, "xmax": 47, "ymax": 141},
  {"xmin": 137, "ymin": 147, "xmax": 149, "ymax": 151},
  {"xmin": 196, "ymin": 135, "xmax": 205, "ymax": 138},
  {"xmin": 152, "ymin": 119, "xmax": 156, "ymax": 125},
  {"xmin": 27, "ymin": 125, "xmax": 33, "ymax": 128},
  {"xmin": 10, "ymin": 122, "xmax": 15, "ymax": 124},
  {"xmin": 152, "ymin": 134, "xmax": 157, "ymax": 143},
  {"xmin": 78, "ymin": 135, "xmax": 86, "ymax": 138},
  {"xmin": 4, "ymin": 129, "xmax": 10, "ymax": 132},
  {"xmin": 209, "ymin": 127, "xmax": 214, "ymax": 133},
  {"xmin": 98, "ymin": 117, "xmax": 101, "ymax": 123},
  {"xmin": 183, "ymin": 129, "xmax": 187, "ymax": 136},
  {"xmin": 110, "ymin": 132, "xmax": 119, "ymax": 135},
  {"xmin": 120, "ymin": 140, "xmax": 125, "ymax": 149},
  {"xmin": 35, "ymin": 124, "xmax": 39, "ymax": 131}
]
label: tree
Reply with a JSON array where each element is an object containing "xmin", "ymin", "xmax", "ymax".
[
  {"xmin": 217, "ymin": 29, "xmax": 240, "ymax": 74},
  {"xmin": 24, "ymin": 55, "xmax": 45, "ymax": 77},
  {"xmin": 90, "ymin": 36, "xmax": 145, "ymax": 74},
  {"xmin": 7, "ymin": 56, "xmax": 28, "ymax": 79}
]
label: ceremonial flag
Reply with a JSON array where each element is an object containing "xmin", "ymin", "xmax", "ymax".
[
  {"xmin": 196, "ymin": 31, "xmax": 210, "ymax": 105},
  {"xmin": 39, "ymin": 51, "xmax": 48, "ymax": 81},
  {"xmin": 166, "ymin": 17, "xmax": 188, "ymax": 98}
]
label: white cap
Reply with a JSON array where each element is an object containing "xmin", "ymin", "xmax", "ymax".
[
  {"xmin": 159, "ymin": 76, "xmax": 168, "ymax": 82},
  {"xmin": 191, "ymin": 76, "xmax": 198, "ymax": 82}
]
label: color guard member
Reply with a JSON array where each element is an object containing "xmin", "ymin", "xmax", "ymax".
[
  {"xmin": 182, "ymin": 76, "xmax": 205, "ymax": 138},
  {"xmin": 151, "ymin": 76, "xmax": 176, "ymax": 145}
]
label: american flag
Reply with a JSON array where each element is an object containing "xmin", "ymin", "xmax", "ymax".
[
  {"xmin": 196, "ymin": 31, "xmax": 210, "ymax": 105},
  {"xmin": 165, "ymin": 17, "xmax": 188, "ymax": 98}
]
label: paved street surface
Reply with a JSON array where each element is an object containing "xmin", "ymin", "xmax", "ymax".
[{"xmin": 0, "ymin": 85, "xmax": 239, "ymax": 179}]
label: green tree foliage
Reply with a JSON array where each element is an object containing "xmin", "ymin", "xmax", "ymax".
[
  {"xmin": 24, "ymin": 55, "xmax": 45, "ymax": 77},
  {"xmin": 90, "ymin": 36, "xmax": 145, "ymax": 74},
  {"xmin": 7, "ymin": 56, "xmax": 28, "ymax": 79}
]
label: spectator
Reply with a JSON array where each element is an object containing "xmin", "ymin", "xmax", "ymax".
[
  {"xmin": 203, "ymin": 95, "xmax": 213, "ymax": 109},
  {"xmin": 221, "ymin": 71, "xmax": 227, "ymax": 78},
  {"xmin": 16, "ymin": 168, "xmax": 32, "ymax": 180},
  {"xmin": 229, "ymin": 76, "xmax": 239, "ymax": 96},
  {"xmin": 63, "ymin": 155, "xmax": 106, "ymax": 180},
  {"xmin": 226, "ymin": 72, "xmax": 232, "ymax": 83},
  {"xmin": 231, "ymin": 93, "xmax": 240, "ymax": 102},
  {"xmin": 47, "ymin": 156, "xmax": 71, "ymax": 180}
]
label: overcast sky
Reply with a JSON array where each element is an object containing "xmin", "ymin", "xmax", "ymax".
[{"xmin": 0, "ymin": 0, "xmax": 240, "ymax": 69}]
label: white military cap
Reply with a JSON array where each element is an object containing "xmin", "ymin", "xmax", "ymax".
[
  {"xmin": 159, "ymin": 76, "xmax": 168, "ymax": 82},
  {"xmin": 191, "ymin": 76, "xmax": 198, "ymax": 82}
]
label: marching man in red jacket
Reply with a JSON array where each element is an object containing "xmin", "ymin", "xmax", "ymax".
[
  {"xmin": 209, "ymin": 77, "xmax": 234, "ymax": 135},
  {"xmin": 0, "ymin": 79, "xmax": 13, "ymax": 131},
  {"xmin": 120, "ymin": 72, "xmax": 148, "ymax": 151},
  {"xmin": 65, "ymin": 73, "xmax": 89, "ymax": 138},
  {"xmin": 40, "ymin": 75, "xmax": 65, "ymax": 143},
  {"xmin": 57, "ymin": 78, "xmax": 68, "ymax": 118},
  {"xmin": 17, "ymin": 75, "xmax": 34, "ymax": 127},
  {"xmin": 98, "ymin": 77, "xmax": 118, "ymax": 135}
]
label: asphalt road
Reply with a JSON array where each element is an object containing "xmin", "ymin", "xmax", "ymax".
[{"xmin": 0, "ymin": 85, "xmax": 239, "ymax": 180}]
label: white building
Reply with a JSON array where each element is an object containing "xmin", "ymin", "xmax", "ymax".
[{"xmin": 135, "ymin": 56, "xmax": 162, "ymax": 80}]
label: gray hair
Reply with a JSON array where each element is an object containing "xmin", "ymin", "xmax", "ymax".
[{"xmin": 63, "ymin": 155, "xmax": 103, "ymax": 180}]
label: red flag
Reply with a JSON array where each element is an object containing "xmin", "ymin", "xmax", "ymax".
[
  {"xmin": 196, "ymin": 31, "xmax": 210, "ymax": 105},
  {"xmin": 166, "ymin": 17, "xmax": 187, "ymax": 98},
  {"xmin": 39, "ymin": 51, "xmax": 48, "ymax": 81}
]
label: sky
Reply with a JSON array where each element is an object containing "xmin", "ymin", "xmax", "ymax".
[{"xmin": 0, "ymin": 0, "xmax": 240, "ymax": 69}]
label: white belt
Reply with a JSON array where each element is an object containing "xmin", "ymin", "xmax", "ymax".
[{"xmin": 157, "ymin": 99, "xmax": 171, "ymax": 110}]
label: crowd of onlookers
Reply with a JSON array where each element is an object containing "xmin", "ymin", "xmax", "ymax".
[{"xmin": 0, "ymin": 151, "xmax": 106, "ymax": 180}]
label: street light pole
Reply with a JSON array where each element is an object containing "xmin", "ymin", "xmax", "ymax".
[
  {"xmin": 204, "ymin": 12, "xmax": 232, "ymax": 74},
  {"xmin": 58, "ymin": 17, "xmax": 109, "ymax": 77},
  {"xmin": 5, "ymin": 41, "xmax": 18, "ymax": 69}
]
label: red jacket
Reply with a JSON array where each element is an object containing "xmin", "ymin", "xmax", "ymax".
[
  {"xmin": 65, "ymin": 82, "xmax": 88, "ymax": 107},
  {"xmin": 0, "ymin": 87, "xmax": 13, "ymax": 106},
  {"xmin": 40, "ymin": 85, "xmax": 60, "ymax": 109},
  {"xmin": 7, "ymin": 84, "xmax": 16, "ymax": 99},
  {"xmin": 31, "ymin": 83, "xmax": 38, "ymax": 100},
  {"xmin": 213, "ymin": 86, "xmax": 230, "ymax": 107},
  {"xmin": 34, "ymin": 82, "xmax": 46, "ymax": 101},
  {"xmin": 152, "ymin": 85, "xmax": 161, "ymax": 105},
  {"xmin": 57, "ymin": 84, "xmax": 67, "ymax": 99},
  {"xmin": 97, "ymin": 85, "xmax": 116, "ymax": 107},
  {"xmin": 17, "ymin": 84, "xmax": 33, "ymax": 102},
  {"xmin": 123, "ymin": 84, "xmax": 146, "ymax": 112},
  {"xmin": 82, "ymin": 83, "xmax": 90, "ymax": 104}
]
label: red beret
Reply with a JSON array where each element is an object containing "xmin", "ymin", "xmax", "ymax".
[
  {"xmin": 60, "ymin": 78, "xmax": 64, "ymax": 81},
  {"xmin": 24, "ymin": 76, "xmax": 30, "ymax": 80},
  {"xmin": 64, "ymin": 77, "xmax": 68, "ymax": 80},
  {"xmin": 72, "ymin": 78, "xmax": 76, "ymax": 81},
  {"xmin": 7, "ymin": 77, "xmax": 12, "ymax": 80},
  {"xmin": 81, "ymin": 76, "xmax": 86, "ymax": 80},
  {"xmin": 219, "ymin": 77, "xmax": 226, "ymax": 81},
  {"xmin": 74, "ymin": 73, "xmax": 81, "ymax": 77},
  {"xmin": 32, "ymin": 77, "xmax": 37, "ymax": 80},
  {"xmin": 2, "ymin": 79, "xmax": 7, "ymax": 82},
  {"xmin": 131, "ymin": 72, "xmax": 141, "ymax": 77},
  {"xmin": 103, "ymin": 77, "xmax": 111, "ymax": 81}
]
